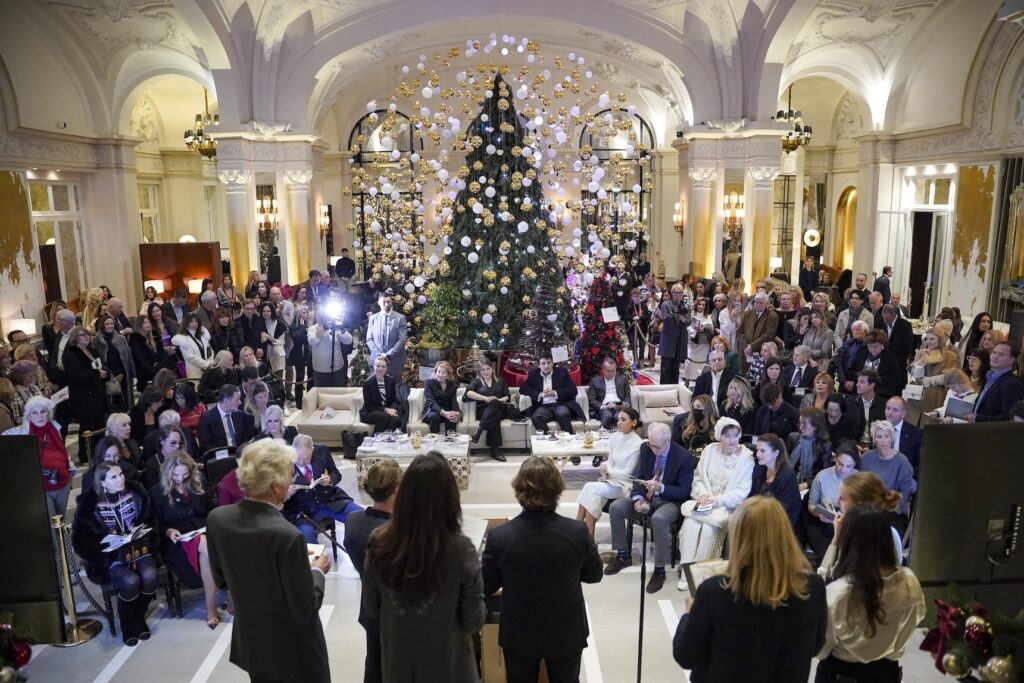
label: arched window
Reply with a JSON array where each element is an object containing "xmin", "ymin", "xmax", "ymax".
[{"xmin": 578, "ymin": 109, "xmax": 655, "ymax": 257}]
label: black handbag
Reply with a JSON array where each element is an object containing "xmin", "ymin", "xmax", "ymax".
[{"xmin": 341, "ymin": 430, "xmax": 366, "ymax": 459}]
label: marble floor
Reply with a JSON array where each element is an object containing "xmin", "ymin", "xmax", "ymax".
[{"xmin": 24, "ymin": 451, "xmax": 946, "ymax": 683}]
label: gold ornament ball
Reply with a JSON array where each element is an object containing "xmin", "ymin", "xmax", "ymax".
[
  {"xmin": 942, "ymin": 653, "xmax": 971, "ymax": 678},
  {"xmin": 966, "ymin": 615, "xmax": 992, "ymax": 633},
  {"xmin": 468, "ymin": 310, "xmax": 478, "ymax": 319},
  {"xmin": 979, "ymin": 655, "xmax": 1014, "ymax": 683},
  {"xmin": 522, "ymin": 295, "xmax": 531, "ymax": 304},
  {"xmin": 500, "ymin": 327, "xmax": 509, "ymax": 336},
  {"xmin": 479, "ymin": 332, "xmax": 490, "ymax": 340},
  {"xmin": 487, "ymin": 283, "xmax": 495, "ymax": 291}
]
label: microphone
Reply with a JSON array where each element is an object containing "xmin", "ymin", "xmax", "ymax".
[{"xmin": 637, "ymin": 502, "xmax": 651, "ymax": 515}]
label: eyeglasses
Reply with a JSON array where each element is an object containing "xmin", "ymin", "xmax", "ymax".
[{"xmin": 165, "ymin": 440, "xmax": 183, "ymax": 447}]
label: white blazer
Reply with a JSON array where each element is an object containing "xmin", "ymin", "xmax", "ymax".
[{"xmin": 172, "ymin": 328, "xmax": 214, "ymax": 379}]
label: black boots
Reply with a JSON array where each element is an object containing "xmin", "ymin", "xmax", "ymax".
[
  {"xmin": 490, "ymin": 446, "xmax": 506, "ymax": 462},
  {"xmin": 136, "ymin": 592, "xmax": 154, "ymax": 641},
  {"xmin": 117, "ymin": 596, "xmax": 140, "ymax": 646}
]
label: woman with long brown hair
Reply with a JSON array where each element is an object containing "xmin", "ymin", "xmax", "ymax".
[
  {"xmin": 363, "ymin": 452, "xmax": 485, "ymax": 682},
  {"xmin": 674, "ymin": 496, "xmax": 826, "ymax": 681}
]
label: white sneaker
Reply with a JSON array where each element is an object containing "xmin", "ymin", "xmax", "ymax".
[{"xmin": 677, "ymin": 577, "xmax": 689, "ymax": 592}]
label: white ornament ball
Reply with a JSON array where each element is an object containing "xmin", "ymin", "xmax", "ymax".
[
  {"xmin": 482, "ymin": 313, "xmax": 493, "ymax": 324},
  {"xmin": 517, "ymin": 221, "xmax": 529, "ymax": 233},
  {"xmin": 484, "ymin": 186, "xmax": 496, "ymax": 197},
  {"xmin": 417, "ymin": 295, "xmax": 427, "ymax": 304},
  {"xmin": 414, "ymin": 276, "xmax": 425, "ymax": 288},
  {"xmin": 366, "ymin": 101, "xmax": 376, "ymax": 112},
  {"xmin": 486, "ymin": 144, "xmax": 496, "ymax": 154},
  {"xmin": 429, "ymin": 254, "xmax": 439, "ymax": 265},
  {"xmin": 404, "ymin": 283, "xmax": 415, "ymax": 294},
  {"xmin": 468, "ymin": 252, "xmax": 479, "ymax": 263},
  {"xmin": 461, "ymin": 236, "xmax": 472, "ymax": 247},
  {"xmin": 500, "ymin": 286, "xmax": 509, "ymax": 294},
  {"xmin": 472, "ymin": 203, "xmax": 484, "ymax": 214},
  {"xmin": 598, "ymin": 93, "xmax": 610, "ymax": 107},
  {"xmin": 421, "ymin": 87, "xmax": 433, "ymax": 99},
  {"xmin": 527, "ymin": 245, "xmax": 535, "ymax": 253}
]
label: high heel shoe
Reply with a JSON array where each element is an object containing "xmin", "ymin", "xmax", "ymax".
[{"xmin": 207, "ymin": 615, "xmax": 221, "ymax": 630}]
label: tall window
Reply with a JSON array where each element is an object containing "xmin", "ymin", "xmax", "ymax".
[
  {"xmin": 138, "ymin": 183, "xmax": 161, "ymax": 243},
  {"xmin": 578, "ymin": 110, "xmax": 654, "ymax": 258},
  {"xmin": 28, "ymin": 182, "xmax": 88, "ymax": 304},
  {"xmin": 772, "ymin": 176, "xmax": 796, "ymax": 264}
]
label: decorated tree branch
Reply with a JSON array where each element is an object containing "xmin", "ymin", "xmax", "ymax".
[{"xmin": 576, "ymin": 270, "xmax": 629, "ymax": 383}]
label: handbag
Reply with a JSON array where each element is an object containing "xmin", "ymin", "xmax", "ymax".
[
  {"xmin": 341, "ymin": 429, "xmax": 366, "ymax": 460},
  {"xmin": 105, "ymin": 377, "xmax": 122, "ymax": 396}
]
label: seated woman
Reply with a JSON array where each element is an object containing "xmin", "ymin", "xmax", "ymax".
[
  {"xmin": 806, "ymin": 442, "xmax": 859, "ymax": 567},
  {"xmin": 141, "ymin": 411, "xmax": 198, "ymax": 463},
  {"xmin": 720, "ymin": 377, "xmax": 755, "ymax": 434},
  {"xmin": 128, "ymin": 387, "xmax": 165, "ymax": 444},
  {"xmin": 173, "ymin": 382, "xmax": 206, "ymax": 439},
  {"xmin": 824, "ymin": 394, "xmax": 854, "ymax": 445},
  {"xmin": 927, "ymin": 369, "xmax": 978, "ymax": 423},
  {"xmin": 360, "ymin": 357, "xmax": 405, "ymax": 434},
  {"xmin": 149, "ymin": 453, "xmax": 221, "ymax": 629},
  {"xmin": 150, "ymin": 368, "xmax": 178, "ymax": 414},
  {"xmin": 908, "ymin": 327, "xmax": 960, "ymax": 414},
  {"xmin": 575, "ymin": 407, "xmax": 643, "ymax": 537},
  {"xmin": 216, "ymin": 466, "xmax": 246, "ymax": 507},
  {"xmin": 3, "ymin": 395, "xmax": 74, "ymax": 516},
  {"xmin": 198, "ymin": 350, "xmax": 239, "ymax": 404},
  {"xmin": 12, "ymin": 345, "xmax": 53, "ymax": 397},
  {"xmin": 422, "ymin": 361, "xmax": 460, "ymax": 435},
  {"xmin": 243, "ymin": 380, "xmax": 272, "ymax": 434},
  {"xmin": 674, "ymin": 497, "xmax": 826, "ymax": 681},
  {"xmin": 860, "ymin": 421, "xmax": 916, "ymax": 536},
  {"xmin": 852, "ymin": 330, "xmax": 905, "ymax": 399},
  {"xmin": 82, "ymin": 435, "xmax": 141, "ymax": 492},
  {"xmin": 965, "ymin": 348, "xmax": 990, "ymax": 392},
  {"xmin": 239, "ymin": 345, "xmax": 272, "ymax": 379},
  {"xmin": 818, "ymin": 471, "xmax": 903, "ymax": 580},
  {"xmin": 800, "ymin": 372, "xmax": 835, "ymax": 411},
  {"xmin": 678, "ymin": 418, "xmax": 755, "ymax": 572},
  {"xmin": 672, "ymin": 393, "xmax": 718, "ymax": 453},
  {"xmin": 790, "ymin": 408, "xmax": 833, "ymax": 486},
  {"xmin": 141, "ymin": 424, "xmax": 189, "ymax": 489},
  {"xmin": 749, "ymin": 433, "xmax": 801, "ymax": 530},
  {"xmin": 747, "ymin": 341, "xmax": 779, "ymax": 385},
  {"xmin": 255, "ymin": 404, "xmax": 297, "ymax": 444},
  {"xmin": 282, "ymin": 434, "xmax": 362, "ymax": 544},
  {"xmin": 753, "ymin": 357, "xmax": 785, "ymax": 408},
  {"xmin": 464, "ymin": 358, "xmax": 514, "ymax": 462},
  {"xmin": 710, "ymin": 335, "xmax": 739, "ymax": 375},
  {"xmin": 104, "ymin": 411, "xmax": 142, "ymax": 465},
  {"xmin": 816, "ymin": 504, "xmax": 926, "ymax": 683},
  {"xmin": 72, "ymin": 461, "xmax": 158, "ymax": 646}
]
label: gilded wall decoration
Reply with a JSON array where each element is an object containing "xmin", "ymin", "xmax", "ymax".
[
  {"xmin": 0, "ymin": 171, "xmax": 36, "ymax": 285},
  {"xmin": 948, "ymin": 165, "xmax": 996, "ymax": 313}
]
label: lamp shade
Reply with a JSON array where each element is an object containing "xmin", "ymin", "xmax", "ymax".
[
  {"xmin": 329, "ymin": 256, "xmax": 343, "ymax": 267},
  {"xmin": 9, "ymin": 318, "xmax": 37, "ymax": 336},
  {"xmin": 769, "ymin": 257, "xmax": 784, "ymax": 270},
  {"xmin": 143, "ymin": 279, "xmax": 164, "ymax": 293},
  {"xmin": 187, "ymin": 279, "xmax": 204, "ymax": 295},
  {"xmin": 179, "ymin": 234, "xmax": 197, "ymax": 243}
]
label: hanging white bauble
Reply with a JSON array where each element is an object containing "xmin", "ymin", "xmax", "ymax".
[
  {"xmin": 468, "ymin": 252, "xmax": 479, "ymax": 263},
  {"xmin": 587, "ymin": 181, "xmax": 599, "ymax": 192},
  {"xmin": 404, "ymin": 283, "xmax": 415, "ymax": 294},
  {"xmin": 484, "ymin": 186, "xmax": 496, "ymax": 198},
  {"xmin": 621, "ymin": 201, "xmax": 633, "ymax": 213},
  {"xmin": 462, "ymin": 289, "xmax": 471, "ymax": 297},
  {"xmin": 522, "ymin": 146, "xmax": 532, "ymax": 157},
  {"xmin": 632, "ymin": 184, "xmax": 642, "ymax": 193},
  {"xmin": 366, "ymin": 100, "xmax": 376, "ymax": 112},
  {"xmin": 516, "ymin": 85, "xmax": 528, "ymax": 99},
  {"xmin": 472, "ymin": 203, "xmax": 484, "ymax": 214},
  {"xmin": 370, "ymin": 220, "xmax": 382, "ymax": 233},
  {"xmin": 626, "ymin": 240, "xmax": 638, "ymax": 249},
  {"xmin": 429, "ymin": 254, "xmax": 440, "ymax": 265},
  {"xmin": 518, "ymin": 221, "xmax": 529, "ymax": 233},
  {"xmin": 389, "ymin": 150, "xmax": 401, "ymax": 160},
  {"xmin": 368, "ymin": 187, "xmax": 378, "ymax": 196},
  {"xmin": 583, "ymin": 273, "xmax": 595, "ymax": 285},
  {"xmin": 522, "ymin": 177, "xmax": 532, "ymax": 186},
  {"xmin": 410, "ymin": 153, "xmax": 420, "ymax": 164},
  {"xmin": 381, "ymin": 183, "xmax": 394, "ymax": 195},
  {"xmin": 565, "ymin": 246, "xmax": 575, "ymax": 256},
  {"xmin": 527, "ymin": 245, "xmax": 535, "ymax": 253},
  {"xmin": 417, "ymin": 295, "xmax": 427, "ymax": 304},
  {"xmin": 414, "ymin": 276, "xmax": 425, "ymax": 288},
  {"xmin": 381, "ymin": 136, "xmax": 394, "ymax": 149},
  {"xmin": 598, "ymin": 93, "xmax": 610, "ymax": 107},
  {"xmin": 482, "ymin": 313, "xmax": 493, "ymax": 324},
  {"xmin": 486, "ymin": 144, "xmax": 496, "ymax": 154},
  {"xmin": 461, "ymin": 236, "xmax": 471, "ymax": 247},
  {"xmin": 500, "ymin": 286, "xmax": 509, "ymax": 294},
  {"xmin": 437, "ymin": 168, "xmax": 449, "ymax": 181},
  {"xmin": 444, "ymin": 246, "xmax": 452, "ymax": 255},
  {"xmin": 421, "ymin": 87, "xmax": 433, "ymax": 99},
  {"xmin": 597, "ymin": 189, "xmax": 607, "ymax": 200}
]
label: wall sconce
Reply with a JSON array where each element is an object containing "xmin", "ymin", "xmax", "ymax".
[
  {"xmin": 187, "ymin": 279, "xmax": 204, "ymax": 295},
  {"xmin": 673, "ymin": 201, "xmax": 684, "ymax": 236},
  {"xmin": 143, "ymin": 279, "xmax": 165, "ymax": 294},
  {"xmin": 179, "ymin": 234, "xmax": 197, "ymax": 243},
  {"xmin": 319, "ymin": 204, "xmax": 332, "ymax": 243},
  {"xmin": 9, "ymin": 318, "xmax": 37, "ymax": 336},
  {"xmin": 769, "ymin": 256, "xmax": 784, "ymax": 272},
  {"xmin": 723, "ymin": 192, "xmax": 745, "ymax": 241}
]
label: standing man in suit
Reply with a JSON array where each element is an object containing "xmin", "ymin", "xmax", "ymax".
[
  {"xmin": 359, "ymin": 357, "xmax": 405, "ymax": 433},
  {"xmin": 656, "ymin": 283, "xmax": 690, "ymax": 385},
  {"xmin": 161, "ymin": 289, "xmax": 191, "ymax": 327},
  {"xmin": 207, "ymin": 439, "xmax": 331, "ymax": 683},
  {"xmin": 692, "ymin": 349, "xmax": 733, "ymax": 412},
  {"xmin": 105, "ymin": 298, "xmax": 134, "ymax": 336},
  {"xmin": 737, "ymin": 292, "xmax": 779, "ymax": 374},
  {"xmin": 521, "ymin": 351, "xmax": 584, "ymax": 435},
  {"xmin": 195, "ymin": 291, "xmax": 219, "ymax": 330},
  {"xmin": 886, "ymin": 396, "xmax": 922, "ymax": 473},
  {"xmin": 968, "ymin": 340, "xmax": 1024, "ymax": 422},
  {"xmin": 878, "ymin": 304, "xmax": 914, "ymax": 366},
  {"xmin": 197, "ymin": 384, "xmax": 255, "ymax": 453},
  {"xmin": 605, "ymin": 423, "xmax": 694, "ymax": 593},
  {"xmin": 798, "ymin": 257, "xmax": 819, "ymax": 303},
  {"xmin": 873, "ymin": 266, "xmax": 893, "ymax": 304},
  {"xmin": 846, "ymin": 371, "xmax": 887, "ymax": 448},
  {"xmin": 586, "ymin": 357, "xmax": 631, "ymax": 429},
  {"xmin": 366, "ymin": 290, "xmax": 407, "ymax": 381},
  {"xmin": 49, "ymin": 308, "xmax": 77, "ymax": 439},
  {"xmin": 482, "ymin": 456, "xmax": 602, "ymax": 682},
  {"xmin": 781, "ymin": 345, "xmax": 816, "ymax": 406}
]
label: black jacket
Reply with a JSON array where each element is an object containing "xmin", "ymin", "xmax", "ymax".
[
  {"xmin": 878, "ymin": 317, "xmax": 914, "ymax": 366},
  {"xmin": 852, "ymin": 346, "xmax": 906, "ymax": 399},
  {"xmin": 629, "ymin": 441, "xmax": 695, "ymax": 505},
  {"xmin": 753, "ymin": 401, "xmax": 800, "ymax": 439},
  {"xmin": 749, "ymin": 462, "xmax": 802, "ymax": 529},
  {"xmin": 128, "ymin": 332, "xmax": 162, "ymax": 389},
  {"xmin": 71, "ymin": 481, "xmax": 155, "ymax": 584},
  {"xmin": 845, "ymin": 395, "xmax": 887, "ymax": 444},
  {"xmin": 894, "ymin": 421, "xmax": 923, "ymax": 471},
  {"xmin": 62, "ymin": 345, "xmax": 108, "ymax": 421},
  {"xmin": 482, "ymin": 510, "xmax": 602, "ymax": 659},
  {"xmin": 693, "ymin": 369, "xmax": 735, "ymax": 413},
  {"xmin": 282, "ymin": 447, "xmax": 353, "ymax": 520},
  {"xmin": 161, "ymin": 301, "xmax": 191, "ymax": 327},
  {"xmin": 780, "ymin": 364, "xmax": 815, "ymax": 407},
  {"xmin": 360, "ymin": 374, "xmax": 403, "ymax": 416},
  {"xmin": 235, "ymin": 314, "xmax": 263, "ymax": 351},
  {"xmin": 586, "ymin": 374, "xmax": 631, "ymax": 418},
  {"xmin": 197, "ymin": 405, "xmax": 255, "ymax": 454},
  {"xmin": 210, "ymin": 324, "xmax": 245, "ymax": 360},
  {"xmin": 975, "ymin": 372, "xmax": 1024, "ymax": 422},
  {"xmin": 422, "ymin": 379, "xmax": 459, "ymax": 418},
  {"xmin": 344, "ymin": 507, "xmax": 390, "ymax": 628},
  {"xmin": 521, "ymin": 367, "xmax": 584, "ymax": 419}
]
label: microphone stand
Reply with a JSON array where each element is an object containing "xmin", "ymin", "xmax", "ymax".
[{"xmin": 637, "ymin": 507, "xmax": 649, "ymax": 683}]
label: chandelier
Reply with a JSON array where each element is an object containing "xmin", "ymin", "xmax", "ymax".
[
  {"xmin": 776, "ymin": 84, "xmax": 812, "ymax": 154},
  {"xmin": 256, "ymin": 195, "xmax": 279, "ymax": 238},
  {"xmin": 184, "ymin": 88, "xmax": 219, "ymax": 159},
  {"xmin": 723, "ymin": 192, "xmax": 744, "ymax": 241}
]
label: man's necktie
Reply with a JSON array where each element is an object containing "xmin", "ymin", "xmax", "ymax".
[
  {"xmin": 302, "ymin": 465, "xmax": 312, "ymax": 481},
  {"xmin": 792, "ymin": 367, "xmax": 803, "ymax": 387},
  {"xmin": 226, "ymin": 414, "xmax": 236, "ymax": 446}
]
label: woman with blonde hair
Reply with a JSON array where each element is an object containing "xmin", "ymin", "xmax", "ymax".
[
  {"xmin": 720, "ymin": 376, "xmax": 755, "ymax": 434},
  {"xmin": 710, "ymin": 334, "xmax": 739, "ymax": 374},
  {"xmin": 674, "ymin": 497, "xmax": 826, "ymax": 681},
  {"xmin": 908, "ymin": 327, "xmax": 960, "ymax": 413},
  {"xmin": 926, "ymin": 369, "xmax": 978, "ymax": 422},
  {"xmin": 243, "ymin": 380, "xmax": 272, "ymax": 434}
]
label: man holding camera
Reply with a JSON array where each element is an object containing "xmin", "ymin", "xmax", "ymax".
[
  {"xmin": 309, "ymin": 302, "xmax": 352, "ymax": 387},
  {"xmin": 656, "ymin": 284, "xmax": 690, "ymax": 385},
  {"xmin": 367, "ymin": 290, "xmax": 407, "ymax": 382}
]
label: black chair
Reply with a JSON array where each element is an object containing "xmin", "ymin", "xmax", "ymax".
[
  {"xmin": 201, "ymin": 445, "xmax": 237, "ymax": 465},
  {"xmin": 101, "ymin": 563, "xmax": 182, "ymax": 634},
  {"xmin": 601, "ymin": 500, "xmax": 683, "ymax": 567},
  {"xmin": 205, "ymin": 455, "xmax": 238, "ymax": 494}
]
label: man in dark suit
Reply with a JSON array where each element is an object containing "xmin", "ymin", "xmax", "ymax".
[
  {"xmin": 482, "ymin": 456, "xmax": 603, "ymax": 683},
  {"xmin": 605, "ymin": 423, "xmax": 694, "ymax": 593},
  {"xmin": 780, "ymin": 345, "xmax": 815, "ymax": 406},
  {"xmin": 692, "ymin": 349, "xmax": 734, "ymax": 412},
  {"xmin": 161, "ymin": 288, "xmax": 191, "ymax": 327},
  {"xmin": 846, "ymin": 371, "xmax": 887, "ymax": 446},
  {"xmin": 586, "ymin": 357, "xmax": 631, "ymax": 429},
  {"xmin": 521, "ymin": 351, "xmax": 584, "ymax": 434},
  {"xmin": 49, "ymin": 308, "xmax": 77, "ymax": 439},
  {"xmin": 969, "ymin": 340, "xmax": 1024, "ymax": 423},
  {"xmin": 207, "ymin": 439, "xmax": 331, "ymax": 683},
  {"xmin": 873, "ymin": 266, "xmax": 893, "ymax": 304},
  {"xmin": 737, "ymin": 292, "xmax": 779, "ymax": 374},
  {"xmin": 283, "ymin": 435, "xmax": 361, "ymax": 544},
  {"xmin": 890, "ymin": 293, "xmax": 910, "ymax": 318},
  {"xmin": 877, "ymin": 305, "xmax": 914, "ymax": 366},
  {"xmin": 753, "ymin": 383, "xmax": 800, "ymax": 438},
  {"xmin": 197, "ymin": 384, "xmax": 255, "ymax": 454},
  {"xmin": 886, "ymin": 396, "xmax": 923, "ymax": 472},
  {"xmin": 798, "ymin": 257, "xmax": 819, "ymax": 302},
  {"xmin": 657, "ymin": 283, "xmax": 689, "ymax": 385},
  {"xmin": 235, "ymin": 299, "xmax": 263, "ymax": 357},
  {"xmin": 359, "ymin": 356, "xmax": 405, "ymax": 433}
]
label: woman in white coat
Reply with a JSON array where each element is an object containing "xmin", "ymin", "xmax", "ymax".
[
  {"xmin": 171, "ymin": 313, "xmax": 214, "ymax": 379},
  {"xmin": 575, "ymin": 407, "xmax": 643, "ymax": 537},
  {"xmin": 678, "ymin": 417, "xmax": 754, "ymax": 581}
]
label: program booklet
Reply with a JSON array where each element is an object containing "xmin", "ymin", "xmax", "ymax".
[
  {"xmin": 101, "ymin": 525, "xmax": 152, "ymax": 552},
  {"xmin": 682, "ymin": 559, "xmax": 729, "ymax": 593}
]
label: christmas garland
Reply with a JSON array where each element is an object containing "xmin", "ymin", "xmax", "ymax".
[
  {"xmin": 0, "ymin": 613, "xmax": 33, "ymax": 682},
  {"xmin": 920, "ymin": 587, "xmax": 1024, "ymax": 681}
]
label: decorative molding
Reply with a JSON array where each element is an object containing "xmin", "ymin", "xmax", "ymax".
[
  {"xmin": 284, "ymin": 169, "xmax": 313, "ymax": 186},
  {"xmin": 748, "ymin": 166, "xmax": 781, "ymax": 183},
  {"xmin": 834, "ymin": 93, "xmax": 864, "ymax": 142},
  {"xmin": 217, "ymin": 169, "xmax": 252, "ymax": 186},
  {"xmin": 688, "ymin": 167, "xmax": 717, "ymax": 187},
  {"xmin": 252, "ymin": 120, "xmax": 293, "ymax": 138}
]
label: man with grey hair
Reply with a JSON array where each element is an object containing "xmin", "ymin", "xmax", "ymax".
[
  {"xmin": 836, "ymin": 320, "xmax": 870, "ymax": 394},
  {"xmin": 49, "ymin": 307, "xmax": 79, "ymax": 439},
  {"xmin": 736, "ymin": 291, "xmax": 778, "ymax": 374},
  {"xmin": 782, "ymin": 345, "xmax": 815, "ymax": 406},
  {"xmin": 195, "ymin": 290, "xmax": 219, "ymax": 330},
  {"xmin": 106, "ymin": 297, "xmax": 133, "ymax": 335},
  {"xmin": 282, "ymin": 433, "xmax": 361, "ymax": 544},
  {"xmin": 604, "ymin": 421, "xmax": 695, "ymax": 593}
]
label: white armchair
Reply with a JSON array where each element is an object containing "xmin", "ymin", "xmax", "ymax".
[
  {"xmin": 630, "ymin": 384, "xmax": 693, "ymax": 436},
  {"xmin": 456, "ymin": 387, "xmax": 531, "ymax": 449},
  {"xmin": 518, "ymin": 386, "xmax": 600, "ymax": 434},
  {"xmin": 296, "ymin": 386, "xmax": 366, "ymax": 446}
]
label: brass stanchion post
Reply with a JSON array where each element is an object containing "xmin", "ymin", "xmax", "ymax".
[{"xmin": 51, "ymin": 514, "xmax": 102, "ymax": 646}]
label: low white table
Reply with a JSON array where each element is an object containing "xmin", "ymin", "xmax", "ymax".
[
  {"xmin": 355, "ymin": 437, "xmax": 471, "ymax": 489},
  {"xmin": 529, "ymin": 434, "xmax": 610, "ymax": 468}
]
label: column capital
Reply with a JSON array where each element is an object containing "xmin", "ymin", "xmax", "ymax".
[
  {"xmin": 284, "ymin": 169, "xmax": 314, "ymax": 187},
  {"xmin": 217, "ymin": 169, "xmax": 252, "ymax": 187},
  {"xmin": 748, "ymin": 165, "xmax": 781, "ymax": 186},
  {"xmin": 688, "ymin": 167, "xmax": 717, "ymax": 188}
]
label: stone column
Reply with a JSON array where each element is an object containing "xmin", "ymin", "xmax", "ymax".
[
  {"xmin": 651, "ymin": 150, "xmax": 681, "ymax": 280},
  {"xmin": 688, "ymin": 167, "xmax": 717, "ymax": 278},
  {"xmin": 89, "ymin": 139, "xmax": 143, "ymax": 311},
  {"xmin": 284, "ymin": 169, "xmax": 314, "ymax": 281},
  {"xmin": 746, "ymin": 165, "xmax": 781, "ymax": 284},
  {"xmin": 855, "ymin": 134, "xmax": 897, "ymax": 277},
  {"xmin": 217, "ymin": 169, "xmax": 255, "ymax": 283}
]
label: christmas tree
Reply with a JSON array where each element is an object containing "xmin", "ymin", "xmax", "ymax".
[
  {"xmin": 438, "ymin": 73, "xmax": 572, "ymax": 351},
  {"xmin": 576, "ymin": 271, "xmax": 629, "ymax": 383}
]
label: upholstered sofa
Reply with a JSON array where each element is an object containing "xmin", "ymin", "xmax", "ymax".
[
  {"xmin": 629, "ymin": 383, "xmax": 693, "ymax": 436},
  {"xmin": 297, "ymin": 386, "xmax": 368, "ymax": 447}
]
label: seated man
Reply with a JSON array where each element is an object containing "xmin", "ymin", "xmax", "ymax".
[
  {"xmin": 359, "ymin": 357, "xmax": 404, "ymax": 434},
  {"xmin": 780, "ymin": 345, "xmax": 815, "ymax": 407},
  {"xmin": 282, "ymin": 434, "xmax": 362, "ymax": 544},
  {"xmin": 969, "ymin": 340, "xmax": 1024, "ymax": 423},
  {"xmin": 521, "ymin": 351, "xmax": 584, "ymax": 435},
  {"xmin": 587, "ymin": 357, "xmax": 630, "ymax": 430},
  {"xmin": 846, "ymin": 370, "xmax": 887, "ymax": 448},
  {"xmin": 197, "ymin": 384, "xmax": 254, "ymax": 455},
  {"xmin": 886, "ymin": 396, "xmax": 922, "ymax": 473},
  {"xmin": 604, "ymin": 423, "xmax": 694, "ymax": 593},
  {"xmin": 752, "ymin": 383, "xmax": 799, "ymax": 439}
]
